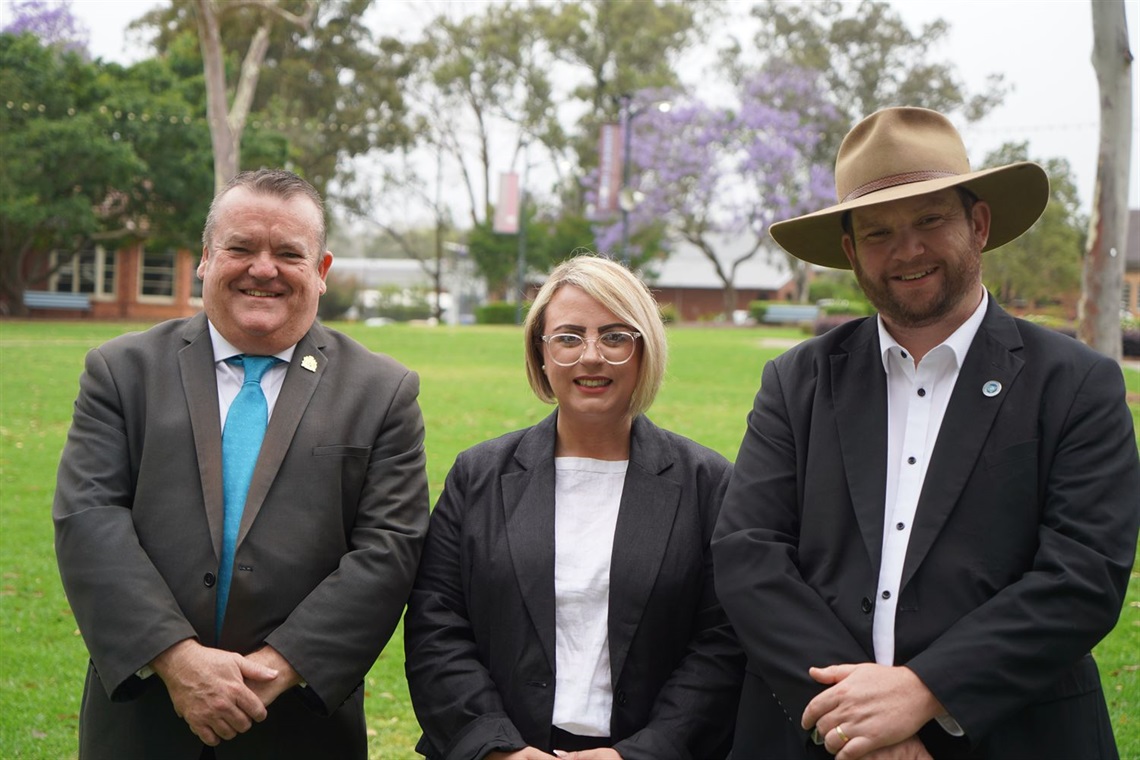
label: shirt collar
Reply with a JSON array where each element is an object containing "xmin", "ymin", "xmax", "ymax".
[
  {"xmin": 878, "ymin": 290, "xmax": 988, "ymax": 373},
  {"xmin": 206, "ymin": 321, "xmax": 296, "ymax": 365}
]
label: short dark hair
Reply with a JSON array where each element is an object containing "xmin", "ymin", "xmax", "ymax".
[
  {"xmin": 841, "ymin": 185, "xmax": 978, "ymax": 245},
  {"xmin": 201, "ymin": 169, "xmax": 326, "ymax": 252}
]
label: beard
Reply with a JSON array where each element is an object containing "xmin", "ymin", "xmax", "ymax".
[{"xmin": 852, "ymin": 240, "xmax": 983, "ymax": 329}]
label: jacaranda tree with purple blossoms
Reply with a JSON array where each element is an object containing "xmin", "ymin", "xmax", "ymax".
[{"xmin": 593, "ymin": 65, "xmax": 839, "ymax": 317}]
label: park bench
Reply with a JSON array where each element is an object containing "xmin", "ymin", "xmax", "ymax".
[
  {"xmin": 23, "ymin": 290, "xmax": 92, "ymax": 312},
  {"xmin": 762, "ymin": 303, "xmax": 819, "ymax": 324}
]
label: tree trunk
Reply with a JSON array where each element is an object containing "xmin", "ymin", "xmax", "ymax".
[
  {"xmin": 195, "ymin": 0, "xmax": 237, "ymax": 194},
  {"xmin": 194, "ymin": 0, "xmax": 312, "ymax": 194},
  {"xmin": 1078, "ymin": 0, "xmax": 1133, "ymax": 360}
]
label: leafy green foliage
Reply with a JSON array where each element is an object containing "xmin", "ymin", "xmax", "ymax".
[
  {"xmin": 0, "ymin": 25, "xmax": 296, "ymax": 312},
  {"xmin": 981, "ymin": 143, "xmax": 1086, "ymax": 309}
]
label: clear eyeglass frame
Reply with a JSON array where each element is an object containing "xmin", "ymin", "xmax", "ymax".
[{"xmin": 540, "ymin": 331, "xmax": 642, "ymax": 366}]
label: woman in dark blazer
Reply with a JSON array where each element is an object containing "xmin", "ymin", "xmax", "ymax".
[{"xmin": 405, "ymin": 255, "xmax": 742, "ymax": 760}]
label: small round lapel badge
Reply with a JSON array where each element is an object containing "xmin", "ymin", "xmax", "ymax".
[{"xmin": 982, "ymin": 380, "xmax": 1002, "ymax": 397}]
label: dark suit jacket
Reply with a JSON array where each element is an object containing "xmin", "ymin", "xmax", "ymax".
[
  {"xmin": 713, "ymin": 299, "xmax": 1140, "ymax": 759},
  {"xmin": 404, "ymin": 412, "xmax": 744, "ymax": 760},
  {"xmin": 53, "ymin": 313, "xmax": 430, "ymax": 760}
]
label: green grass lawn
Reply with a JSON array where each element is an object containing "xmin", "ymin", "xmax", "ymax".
[{"xmin": 1, "ymin": 320, "xmax": 1137, "ymax": 759}]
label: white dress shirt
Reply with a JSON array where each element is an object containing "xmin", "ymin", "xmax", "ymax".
[
  {"xmin": 552, "ymin": 456, "xmax": 628, "ymax": 737},
  {"xmin": 872, "ymin": 293, "xmax": 987, "ymax": 735}
]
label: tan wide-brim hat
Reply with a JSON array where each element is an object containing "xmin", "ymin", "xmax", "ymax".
[{"xmin": 769, "ymin": 107, "xmax": 1050, "ymax": 270}]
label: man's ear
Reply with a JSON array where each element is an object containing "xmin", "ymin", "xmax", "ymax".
[
  {"xmin": 841, "ymin": 235, "xmax": 857, "ymax": 268},
  {"xmin": 971, "ymin": 200, "xmax": 992, "ymax": 249}
]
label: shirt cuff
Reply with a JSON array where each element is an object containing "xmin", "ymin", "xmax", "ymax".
[{"xmin": 936, "ymin": 713, "xmax": 965, "ymax": 736}]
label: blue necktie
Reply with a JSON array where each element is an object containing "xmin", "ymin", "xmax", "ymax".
[{"xmin": 216, "ymin": 355, "xmax": 279, "ymax": 638}]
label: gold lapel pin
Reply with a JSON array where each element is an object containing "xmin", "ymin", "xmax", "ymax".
[{"xmin": 301, "ymin": 355, "xmax": 318, "ymax": 373}]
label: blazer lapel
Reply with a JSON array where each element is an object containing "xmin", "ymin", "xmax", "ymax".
[
  {"xmin": 179, "ymin": 314, "xmax": 225, "ymax": 559},
  {"xmin": 608, "ymin": 416, "xmax": 680, "ymax": 688},
  {"xmin": 901, "ymin": 301, "xmax": 1024, "ymax": 589},
  {"xmin": 502, "ymin": 414, "xmax": 559, "ymax": 671},
  {"xmin": 832, "ymin": 320, "xmax": 889, "ymax": 573},
  {"xmin": 237, "ymin": 324, "xmax": 327, "ymax": 546}
]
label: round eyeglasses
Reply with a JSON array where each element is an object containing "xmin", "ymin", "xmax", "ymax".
[{"xmin": 540, "ymin": 331, "xmax": 642, "ymax": 366}]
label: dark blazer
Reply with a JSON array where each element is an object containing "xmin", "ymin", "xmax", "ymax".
[
  {"xmin": 713, "ymin": 299, "xmax": 1140, "ymax": 759},
  {"xmin": 53, "ymin": 313, "xmax": 430, "ymax": 759},
  {"xmin": 404, "ymin": 412, "xmax": 744, "ymax": 760}
]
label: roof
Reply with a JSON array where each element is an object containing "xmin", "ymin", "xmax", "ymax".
[
  {"xmin": 643, "ymin": 233, "xmax": 793, "ymax": 290},
  {"xmin": 327, "ymin": 258, "xmax": 437, "ymax": 289}
]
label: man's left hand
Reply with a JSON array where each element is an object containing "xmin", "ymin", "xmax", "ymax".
[
  {"xmin": 244, "ymin": 646, "xmax": 302, "ymax": 708},
  {"xmin": 802, "ymin": 663, "xmax": 944, "ymax": 759}
]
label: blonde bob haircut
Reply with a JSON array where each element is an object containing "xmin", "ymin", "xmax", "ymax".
[{"xmin": 523, "ymin": 253, "xmax": 668, "ymax": 419}]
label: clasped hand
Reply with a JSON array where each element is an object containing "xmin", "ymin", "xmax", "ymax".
[
  {"xmin": 152, "ymin": 639, "xmax": 298, "ymax": 746},
  {"xmin": 801, "ymin": 663, "xmax": 942, "ymax": 760}
]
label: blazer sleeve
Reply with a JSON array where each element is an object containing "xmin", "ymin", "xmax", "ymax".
[
  {"xmin": 614, "ymin": 459, "xmax": 745, "ymax": 760},
  {"xmin": 712, "ymin": 358, "xmax": 870, "ymax": 744},
  {"xmin": 404, "ymin": 452, "xmax": 528, "ymax": 760},
  {"xmin": 53, "ymin": 346, "xmax": 198, "ymax": 699},
  {"xmin": 905, "ymin": 354, "xmax": 1140, "ymax": 739},
  {"xmin": 264, "ymin": 368, "xmax": 430, "ymax": 714}
]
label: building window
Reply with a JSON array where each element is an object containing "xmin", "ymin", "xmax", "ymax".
[
  {"xmin": 50, "ymin": 246, "xmax": 116, "ymax": 299},
  {"xmin": 139, "ymin": 248, "xmax": 176, "ymax": 300}
]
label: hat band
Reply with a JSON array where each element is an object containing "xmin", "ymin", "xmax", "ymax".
[{"xmin": 841, "ymin": 170, "xmax": 960, "ymax": 203}]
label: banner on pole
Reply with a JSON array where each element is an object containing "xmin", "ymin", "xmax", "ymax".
[
  {"xmin": 493, "ymin": 172, "xmax": 520, "ymax": 234},
  {"xmin": 596, "ymin": 123, "xmax": 623, "ymax": 217}
]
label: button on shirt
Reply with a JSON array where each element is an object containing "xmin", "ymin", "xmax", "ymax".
[{"xmin": 873, "ymin": 292, "xmax": 988, "ymax": 668}]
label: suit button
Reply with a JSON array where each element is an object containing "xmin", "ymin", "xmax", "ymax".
[
  {"xmin": 861, "ymin": 597, "xmax": 872, "ymax": 613},
  {"xmin": 616, "ymin": 690, "xmax": 627, "ymax": 706},
  {"xmin": 203, "ymin": 572, "xmax": 216, "ymax": 588}
]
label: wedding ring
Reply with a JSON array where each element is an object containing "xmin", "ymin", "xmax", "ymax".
[{"xmin": 835, "ymin": 724, "xmax": 851, "ymax": 744}]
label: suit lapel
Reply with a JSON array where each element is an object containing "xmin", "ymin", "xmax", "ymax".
[
  {"xmin": 179, "ymin": 314, "xmax": 225, "ymax": 559},
  {"xmin": 833, "ymin": 320, "xmax": 889, "ymax": 573},
  {"xmin": 901, "ymin": 302, "xmax": 1024, "ymax": 589},
  {"xmin": 502, "ymin": 414, "xmax": 559, "ymax": 671},
  {"xmin": 608, "ymin": 416, "xmax": 680, "ymax": 688},
  {"xmin": 237, "ymin": 325, "xmax": 327, "ymax": 546}
]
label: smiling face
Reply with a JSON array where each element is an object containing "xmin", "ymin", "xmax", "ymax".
[
  {"xmin": 842, "ymin": 188, "xmax": 990, "ymax": 332},
  {"xmin": 541, "ymin": 285, "xmax": 641, "ymax": 428},
  {"xmin": 197, "ymin": 186, "xmax": 332, "ymax": 355}
]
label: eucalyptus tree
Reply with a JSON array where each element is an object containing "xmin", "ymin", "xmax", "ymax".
[{"xmin": 132, "ymin": 0, "xmax": 414, "ymax": 195}]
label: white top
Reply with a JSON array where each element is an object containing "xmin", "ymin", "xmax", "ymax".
[
  {"xmin": 551, "ymin": 456, "xmax": 628, "ymax": 737},
  {"xmin": 207, "ymin": 322, "xmax": 293, "ymax": 425}
]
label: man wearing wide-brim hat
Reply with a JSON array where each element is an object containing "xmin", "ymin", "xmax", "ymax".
[{"xmin": 712, "ymin": 107, "xmax": 1140, "ymax": 759}]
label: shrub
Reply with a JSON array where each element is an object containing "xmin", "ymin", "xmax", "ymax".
[
  {"xmin": 748, "ymin": 300, "xmax": 771, "ymax": 322},
  {"xmin": 476, "ymin": 301, "xmax": 527, "ymax": 324},
  {"xmin": 819, "ymin": 299, "xmax": 873, "ymax": 317}
]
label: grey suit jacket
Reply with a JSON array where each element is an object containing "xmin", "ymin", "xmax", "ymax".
[
  {"xmin": 404, "ymin": 412, "xmax": 744, "ymax": 760},
  {"xmin": 713, "ymin": 299, "xmax": 1140, "ymax": 759},
  {"xmin": 54, "ymin": 313, "xmax": 430, "ymax": 759}
]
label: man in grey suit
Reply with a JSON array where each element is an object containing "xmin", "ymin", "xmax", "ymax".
[
  {"xmin": 713, "ymin": 108, "xmax": 1140, "ymax": 759},
  {"xmin": 54, "ymin": 169, "xmax": 430, "ymax": 759}
]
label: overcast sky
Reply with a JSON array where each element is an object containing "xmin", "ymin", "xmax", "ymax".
[{"xmin": 5, "ymin": 0, "xmax": 1138, "ymax": 214}]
